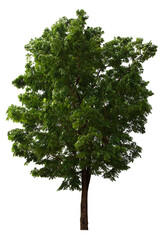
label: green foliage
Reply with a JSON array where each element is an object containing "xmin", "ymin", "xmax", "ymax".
[{"xmin": 6, "ymin": 9, "xmax": 157, "ymax": 190}]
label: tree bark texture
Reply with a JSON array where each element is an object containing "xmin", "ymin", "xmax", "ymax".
[{"xmin": 80, "ymin": 168, "xmax": 91, "ymax": 230}]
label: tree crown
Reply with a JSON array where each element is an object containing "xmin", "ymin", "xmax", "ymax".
[{"xmin": 7, "ymin": 9, "xmax": 157, "ymax": 190}]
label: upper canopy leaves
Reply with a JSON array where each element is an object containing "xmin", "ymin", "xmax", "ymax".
[{"xmin": 7, "ymin": 9, "xmax": 157, "ymax": 190}]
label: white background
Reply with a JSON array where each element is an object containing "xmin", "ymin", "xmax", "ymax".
[{"xmin": 0, "ymin": 0, "xmax": 164, "ymax": 239}]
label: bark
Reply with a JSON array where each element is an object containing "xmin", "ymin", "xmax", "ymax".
[{"xmin": 80, "ymin": 168, "xmax": 91, "ymax": 230}]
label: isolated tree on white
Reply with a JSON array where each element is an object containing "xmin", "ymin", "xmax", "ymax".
[{"xmin": 7, "ymin": 10, "xmax": 157, "ymax": 230}]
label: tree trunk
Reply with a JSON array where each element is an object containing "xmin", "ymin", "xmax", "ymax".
[{"xmin": 80, "ymin": 168, "xmax": 91, "ymax": 230}]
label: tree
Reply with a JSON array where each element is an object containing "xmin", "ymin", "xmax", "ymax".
[{"xmin": 6, "ymin": 9, "xmax": 157, "ymax": 230}]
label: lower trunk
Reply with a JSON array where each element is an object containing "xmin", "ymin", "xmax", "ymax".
[{"xmin": 80, "ymin": 168, "xmax": 91, "ymax": 230}]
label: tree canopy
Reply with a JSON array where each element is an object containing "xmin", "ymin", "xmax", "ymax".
[{"xmin": 7, "ymin": 9, "xmax": 157, "ymax": 191}]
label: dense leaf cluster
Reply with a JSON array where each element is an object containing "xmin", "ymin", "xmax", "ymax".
[{"xmin": 7, "ymin": 10, "xmax": 157, "ymax": 190}]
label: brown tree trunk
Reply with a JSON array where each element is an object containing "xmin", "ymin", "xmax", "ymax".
[{"xmin": 80, "ymin": 168, "xmax": 91, "ymax": 230}]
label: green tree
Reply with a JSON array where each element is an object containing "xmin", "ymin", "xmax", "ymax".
[{"xmin": 7, "ymin": 9, "xmax": 157, "ymax": 230}]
